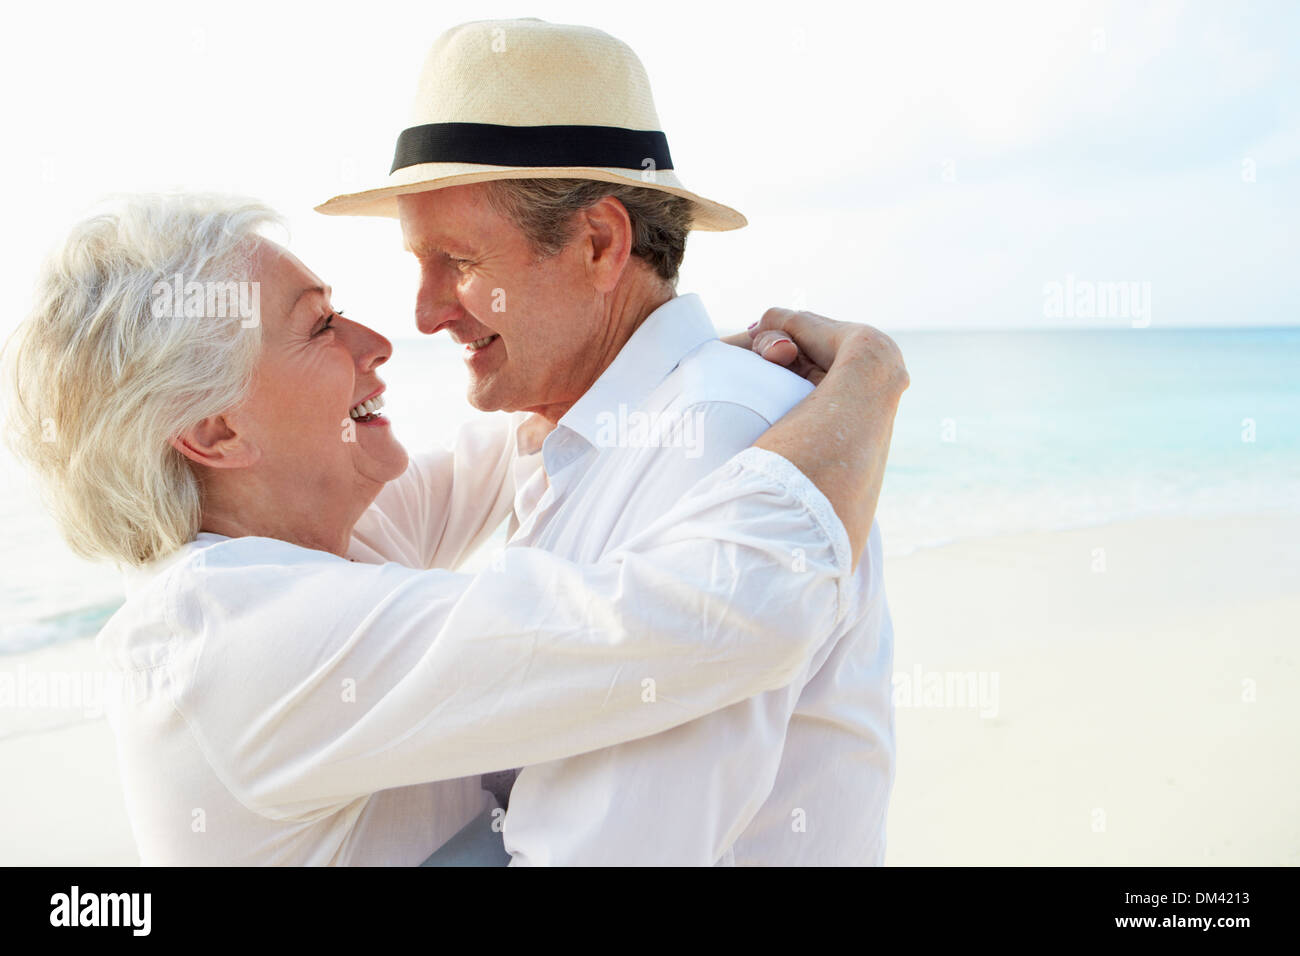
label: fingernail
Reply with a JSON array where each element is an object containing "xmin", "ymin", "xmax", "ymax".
[{"xmin": 747, "ymin": 321, "xmax": 758, "ymax": 330}]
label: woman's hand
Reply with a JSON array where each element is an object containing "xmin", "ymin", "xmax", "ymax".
[
  {"xmin": 720, "ymin": 324, "xmax": 806, "ymax": 375},
  {"xmin": 755, "ymin": 307, "xmax": 906, "ymax": 391},
  {"xmin": 722, "ymin": 307, "xmax": 900, "ymax": 387}
]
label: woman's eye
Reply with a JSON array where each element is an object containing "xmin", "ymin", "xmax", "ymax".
[{"xmin": 315, "ymin": 310, "xmax": 343, "ymax": 336}]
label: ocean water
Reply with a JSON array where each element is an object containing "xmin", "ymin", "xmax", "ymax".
[
  {"xmin": 2, "ymin": 327, "xmax": 1297, "ymax": 655},
  {"xmin": 882, "ymin": 327, "xmax": 1300, "ymax": 553}
]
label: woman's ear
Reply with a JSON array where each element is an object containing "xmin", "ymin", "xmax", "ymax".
[{"xmin": 169, "ymin": 414, "xmax": 260, "ymax": 469}]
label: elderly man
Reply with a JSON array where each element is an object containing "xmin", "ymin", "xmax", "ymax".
[{"xmin": 318, "ymin": 18, "xmax": 897, "ymax": 865}]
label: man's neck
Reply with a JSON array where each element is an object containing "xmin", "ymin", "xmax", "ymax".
[{"xmin": 533, "ymin": 278, "xmax": 675, "ymax": 426}]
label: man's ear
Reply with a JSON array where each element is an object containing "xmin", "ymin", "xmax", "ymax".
[
  {"xmin": 581, "ymin": 195, "xmax": 634, "ymax": 293},
  {"xmin": 169, "ymin": 414, "xmax": 260, "ymax": 469}
]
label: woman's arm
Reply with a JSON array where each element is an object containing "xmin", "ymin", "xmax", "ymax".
[
  {"xmin": 168, "ymin": 447, "xmax": 853, "ymax": 818},
  {"xmin": 357, "ymin": 412, "xmax": 548, "ymax": 571},
  {"xmin": 745, "ymin": 308, "xmax": 909, "ymax": 568},
  {"xmin": 169, "ymin": 313, "xmax": 905, "ymax": 817},
  {"xmin": 373, "ymin": 310, "xmax": 857, "ymax": 574},
  {"xmin": 413, "ymin": 317, "xmax": 904, "ymax": 572}
]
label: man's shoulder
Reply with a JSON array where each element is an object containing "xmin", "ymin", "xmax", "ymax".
[{"xmin": 654, "ymin": 338, "xmax": 814, "ymax": 424}]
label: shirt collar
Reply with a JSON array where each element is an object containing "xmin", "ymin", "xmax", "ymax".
[{"xmin": 551, "ymin": 293, "xmax": 717, "ymax": 455}]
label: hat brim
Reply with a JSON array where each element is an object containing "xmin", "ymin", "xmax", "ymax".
[{"xmin": 314, "ymin": 162, "xmax": 746, "ymax": 231}]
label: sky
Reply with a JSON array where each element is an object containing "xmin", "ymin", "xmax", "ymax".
[{"xmin": 0, "ymin": 0, "xmax": 1295, "ymax": 343}]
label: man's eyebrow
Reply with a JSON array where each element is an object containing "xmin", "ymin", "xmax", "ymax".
[{"xmin": 406, "ymin": 237, "xmax": 471, "ymax": 258}]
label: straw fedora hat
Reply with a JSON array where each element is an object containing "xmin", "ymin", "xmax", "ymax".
[{"xmin": 315, "ymin": 18, "xmax": 746, "ymax": 231}]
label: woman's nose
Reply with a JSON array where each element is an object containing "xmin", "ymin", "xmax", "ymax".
[{"xmin": 340, "ymin": 314, "xmax": 391, "ymax": 371}]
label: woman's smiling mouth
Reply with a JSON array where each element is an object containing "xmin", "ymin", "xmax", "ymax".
[{"xmin": 348, "ymin": 392, "xmax": 387, "ymax": 424}]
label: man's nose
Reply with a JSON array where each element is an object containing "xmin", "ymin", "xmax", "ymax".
[{"xmin": 415, "ymin": 261, "xmax": 461, "ymax": 335}]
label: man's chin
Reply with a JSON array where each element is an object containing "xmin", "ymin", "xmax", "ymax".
[{"xmin": 465, "ymin": 381, "xmax": 512, "ymax": 414}]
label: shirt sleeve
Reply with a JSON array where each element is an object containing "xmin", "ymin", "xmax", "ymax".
[
  {"xmin": 163, "ymin": 447, "xmax": 851, "ymax": 821},
  {"xmin": 351, "ymin": 412, "xmax": 543, "ymax": 570}
]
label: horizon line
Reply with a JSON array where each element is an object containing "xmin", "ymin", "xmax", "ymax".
[{"xmin": 386, "ymin": 322, "xmax": 1300, "ymax": 342}]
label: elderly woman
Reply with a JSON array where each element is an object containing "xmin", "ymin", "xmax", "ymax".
[{"xmin": 2, "ymin": 194, "xmax": 906, "ymax": 865}]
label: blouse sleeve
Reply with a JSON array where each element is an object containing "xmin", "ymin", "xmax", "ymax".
[{"xmin": 355, "ymin": 412, "xmax": 543, "ymax": 571}]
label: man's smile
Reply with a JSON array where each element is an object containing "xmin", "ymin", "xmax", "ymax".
[{"xmin": 462, "ymin": 333, "xmax": 501, "ymax": 362}]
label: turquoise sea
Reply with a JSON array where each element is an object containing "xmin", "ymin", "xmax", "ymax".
[{"xmin": 2, "ymin": 327, "xmax": 1297, "ymax": 654}]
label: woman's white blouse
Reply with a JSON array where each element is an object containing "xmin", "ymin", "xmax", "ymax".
[{"xmin": 96, "ymin": 416, "xmax": 852, "ymax": 865}]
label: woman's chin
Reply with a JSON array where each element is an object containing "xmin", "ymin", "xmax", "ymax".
[
  {"xmin": 355, "ymin": 430, "xmax": 409, "ymax": 483},
  {"xmin": 388, "ymin": 446, "xmax": 411, "ymax": 480}
]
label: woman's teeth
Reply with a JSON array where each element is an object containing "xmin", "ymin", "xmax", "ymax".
[
  {"xmin": 466, "ymin": 334, "xmax": 497, "ymax": 351},
  {"xmin": 349, "ymin": 394, "xmax": 385, "ymax": 420}
]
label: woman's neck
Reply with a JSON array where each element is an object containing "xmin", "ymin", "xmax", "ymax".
[{"xmin": 196, "ymin": 472, "xmax": 378, "ymax": 559}]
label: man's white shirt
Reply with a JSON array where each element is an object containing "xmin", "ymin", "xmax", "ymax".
[{"xmin": 500, "ymin": 293, "xmax": 896, "ymax": 866}]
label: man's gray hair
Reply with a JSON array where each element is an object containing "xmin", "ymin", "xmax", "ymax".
[
  {"xmin": 2, "ymin": 193, "xmax": 282, "ymax": 567},
  {"xmin": 483, "ymin": 179, "xmax": 693, "ymax": 284}
]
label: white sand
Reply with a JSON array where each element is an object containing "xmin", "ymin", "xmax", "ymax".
[
  {"xmin": 883, "ymin": 512, "xmax": 1300, "ymax": 865},
  {"xmin": 0, "ymin": 717, "xmax": 137, "ymax": 865},
  {"xmin": 0, "ymin": 634, "xmax": 138, "ymax": 864},
  {"xmin": 1, "ymin": 513, "xmax": 1296, "ymax": 865}
]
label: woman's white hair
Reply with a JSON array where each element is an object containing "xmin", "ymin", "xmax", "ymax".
[{"xmin": 2, "ymin": 193, "xmax": 283, "ymax": 567}]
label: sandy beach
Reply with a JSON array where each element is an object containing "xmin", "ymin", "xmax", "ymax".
[
  {"xmin": 2, "ymin": 512, "xmax": 1296, "ymax": 866},
  {"xmin": 884, "ymin": 512, "xmax": 1300, "ymax": 865}
]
